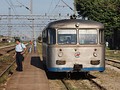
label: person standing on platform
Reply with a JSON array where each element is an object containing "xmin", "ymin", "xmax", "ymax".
[
  {"xmin": 33, "ymin": 40, "xmax": 37, "ymax": 53},
  {"xmin": 13, "ymin": 39, "xmax": 26, "ymax": 72},
  {"xmin": 28, "ymin": 40, "xmax": 32, "ymax": 53}
]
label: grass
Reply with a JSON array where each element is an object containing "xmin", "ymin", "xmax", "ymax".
[
  {"xmin": 106, "ymin": 50, "xmax": 120, "ymax": 60},
  {"xmin": 0, "ymin": 53, "xmax": 15, "ymax": 84},
  {"xmin": 0, "ymin": 54, "xmax": 14, "ymax": 73},
  {"xmin": 0, "ymin": 66, "xmax": 15, "ymax": 84}
]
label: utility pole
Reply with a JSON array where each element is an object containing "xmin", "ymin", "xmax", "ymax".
[
  {"xmin": 30, "ymin": 0, "xmax": 33, "ymax": 16},
  {"xmin": 30, "ymin": 0, "xmax": 35, "ymax": 40},
  {"xmin": 73, "ymin": 0, "xmax": 77, "ymax": 15},
  {"xmin": 8, "ymin": 7, "xmax": 12, "ymax": 37}
]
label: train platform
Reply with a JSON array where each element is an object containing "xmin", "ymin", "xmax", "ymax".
[{"xmin": 5, "ymin": 50, "xmax": 50, "ymax": 90}]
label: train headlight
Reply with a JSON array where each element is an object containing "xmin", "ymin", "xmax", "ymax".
[
  {"xmin": 75, "ymin": 23, "xmax": 79, "ymax": 27},
  {"xmin": 93, "ymin": 52, "xmax": 97, "ymax": 57},
  {"xmin": 58, "ymin": 52, "xmax": 63, "ymax": 57}
]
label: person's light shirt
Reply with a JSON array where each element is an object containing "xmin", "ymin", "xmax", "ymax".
[
  {"xmin": 34, "ymin": 41, "xmax": 37, "ymax": 46},
  {"xmin": 15, "ymin": 43, "xmax": 26, "ymax": 52}
]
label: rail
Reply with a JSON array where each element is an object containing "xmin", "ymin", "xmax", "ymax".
[
  {"xmin": 47, "ymin": 72, "xmax": 107, "ymax": 90},
  {"xmin": 60, "ymin": 76, "xmax": 107, "ymax": 90},
  {"xmin": 0, "ymin": 43, "xmax": 28, "ymax": 50},
  {"xmin": 87, "ymin": 78, "xmax": 107, "ymax": 90},
  {"xmin": 61, "ymin": 79, "xmax": 70, "ymax": 90},
  {"xmin": 106, "ymin": 58, "xmax": 120, "ymax": 64},
  {"xmin": 0, "ymin": 44, "xmax": 15, "ymax": 49},
  {"xmin": 106, "ymin": 58, "xmax": 120, "ymax": 69},
  {"xmin": 0, "ymin": 60, "xmax": 15, "ymax": 78},
  {"xmin": 0, "ymin": 43, "xmax": 28, "ymax": 79}
]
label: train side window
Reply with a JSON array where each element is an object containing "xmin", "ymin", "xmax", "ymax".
[
  {"xmin": 42, "ymin": 31, "xmax": 45, "ymax": 42},
  {"xmin": 42, "ymin": 30, "xmax": 48, "ymax": 43},
  {"xmin": 99, "ymin": 30, "xmax": 104, "ymax": 44},
  {"xmin": 48, "ymin": 29, "xmax": 56, "ymax": 44}
]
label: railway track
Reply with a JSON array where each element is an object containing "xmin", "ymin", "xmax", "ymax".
[
  {"xmin": 61, "ymin": 79, "xmax": 70, "ymax": 90},
  {"xmin": 0, "ymin": 43, "xmax": 28, "ymax": 84},
  {"xmin": 106, "ymin": 59, "xmax": 120, "ymax": 69},
  {"xmin": 0, "ymin": 44, "xmax": 15, "ymax": 49},
  {"xmin": 0, "ymin": 60, "xmax": 15, "ymax": 78},
  {"xmin": 87, "ymin": 77, "xmax": 107, "ymax": 90},
  {"xmin": 0, "ymin": 45, "xmax": 15, "ymax": 81},
  {"xmin": 0, "ymin": 45, "xmax": 15, "ymax": 56},
  {"xmin": 0, "ymin": 43, "xmax": 28, "ymax": 56},
  {"xmin": 0, "ymin": 59, "xmax": 15, "ymax": 85},
  {"xmin": 59, "ymin": 77, "xmax": 107, "ymax": 90},
  {"xmin": 48, "ymin": 72, "xmax": 107, "ymax": 90}
]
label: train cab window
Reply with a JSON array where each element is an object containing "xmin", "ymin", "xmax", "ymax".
[
  {"xmin": 57, "ymin": 29, "xmax": 77, "ymax": 44},
  {"xmin": 79, "ymin": 29, "xmax": 98, "ymax": 44},
  {"xmin": 48, "ymin": 29, "xmax": 56, "ymax": 44}
]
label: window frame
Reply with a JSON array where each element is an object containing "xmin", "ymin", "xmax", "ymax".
[
  {"xmin": 99, "ymin": 29, "xmax": 105, "ymax": 44},
  {"xmin": 47, "ymin": 29, "xmax": 56, "ymax": 45},
  {"xmin": 42, "ymin": 30, "xmax": 48, "ymax": 43}
]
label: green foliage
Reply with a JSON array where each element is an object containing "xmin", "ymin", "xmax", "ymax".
[{"xmin": 76, "ymin": 0, "xmax": 120, "ymax": 49}]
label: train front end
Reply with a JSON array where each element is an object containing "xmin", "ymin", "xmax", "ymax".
[
  {"xmin": 43, "ymin": 19, "xmax": 105, "ymax": 72},
  {"xmin": 47, "ymin": 29, "xmax": 105, "ymax": 72}
]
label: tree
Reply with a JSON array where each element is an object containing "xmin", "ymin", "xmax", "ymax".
[{"xmin": 76, "ymin": 0, "xmax": 120, "ymax": 49}]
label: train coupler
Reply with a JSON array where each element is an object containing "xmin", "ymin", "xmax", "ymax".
[{"xmin": 73, "ymin": 64, "xmax": 83, "ymax": 71}]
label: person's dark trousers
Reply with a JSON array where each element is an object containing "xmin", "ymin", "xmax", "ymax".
[
  {"xmin": 34, "ymin": 46, "xmax": 36, "ymax": 53},
  {"xmin": 16, "ymin": 52, "xmax": 23, "ymax": 71}
]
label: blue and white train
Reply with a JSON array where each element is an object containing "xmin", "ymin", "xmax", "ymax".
[{"xmin": 42, "ymin": 19, "xmax": 105, "ymax": 72}]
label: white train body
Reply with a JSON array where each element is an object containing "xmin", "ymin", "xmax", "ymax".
[{"xmin": 42, "ymin": 19, "xmax": 105, "ymax": 72}]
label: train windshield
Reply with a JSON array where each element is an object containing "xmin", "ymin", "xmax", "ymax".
[
  {"xmin": 79, "ymin": 29, "xmax": 98, "ymax": 44},
  {"xmin": 58, "ymin": 29, "xmax": 77, "ymax": 44}
]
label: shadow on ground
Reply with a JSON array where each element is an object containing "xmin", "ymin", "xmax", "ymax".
[
  {"xmin": 30, "ymin": 56, "xmax": 44, "ymax": 70},
  {"xmin": 30, "ymin": 57, "xmax": 96, "ymax": 80},
  {"xmin": 46, "ymin": 71, "xmax": 96, "ymax": 80}
]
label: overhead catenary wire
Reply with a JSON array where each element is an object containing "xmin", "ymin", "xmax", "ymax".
[
  {"xmin": 5, "ymin": 0, "xmax": 17, "ymax": 15},
  {"xmin": 9, "ymin": 0, "xmax": 18, "ymax": 14},
  {"xmin": 47, "ymin": 0, "xmax": 54, "ymax": 14},
  {"xmin": 44, "ymin": 0, "xmax": 61, "ymax": 26},
  {"xmin": 2, "ymin": 0, "xmax": 72, "ymax": 38},
  {"xmin": 50, "ymin": 0, "xmax": 61, "ymax": 14},
  {"xmin": 16, "ymin": 0, "xmax": 31, "ymax": 11},
  {"xmin": 5, "ymin": 0, "xmax": 35, "ymax": 38},
  {"xmin": 48, "ymin": 0, "xmax": 74, "ymax": 17},
  {"xmin": 61, "ymin": 0, "xmax": 74, "ymax": 11}
]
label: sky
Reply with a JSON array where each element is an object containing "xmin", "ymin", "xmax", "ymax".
[
  {"xmin": 0, "ymin": 0, "xmax": 74, "ymax": 40},
  {"xmin": 0, "ymin": 0, "xmax": 74, "ymax": 15}
]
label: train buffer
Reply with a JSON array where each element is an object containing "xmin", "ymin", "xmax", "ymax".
[{"xmin": 5, "ymin": 50, "xmax": 50, "ymax": 90}]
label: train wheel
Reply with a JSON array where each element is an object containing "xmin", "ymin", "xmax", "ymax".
[
  {"xmin": 99, "ymin": 71, "xmax": 104, "ymax": 73},
  {"xmin": 66, "ymin": 72, "xmax": 71, "ymax": 79}
]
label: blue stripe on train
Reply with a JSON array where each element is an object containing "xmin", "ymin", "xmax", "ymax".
[{"xmin": 47, "ymin": 67, "xmax": 105, "ymax": 72}]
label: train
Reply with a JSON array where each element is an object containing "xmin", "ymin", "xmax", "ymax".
[{"xmin": 42, "ymin": 19, "xmax": 105, "ymax": 72}]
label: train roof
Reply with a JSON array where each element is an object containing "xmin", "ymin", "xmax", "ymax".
[{"xmin": 46, "ymin": 19, "xmax": 104, "ymax": 29}]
